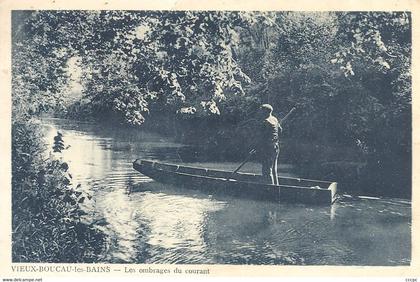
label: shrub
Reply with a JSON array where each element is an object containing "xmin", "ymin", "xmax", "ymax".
[{"xmin": 12, "ymin": 121, "xmax": 106, "ymax": 262}]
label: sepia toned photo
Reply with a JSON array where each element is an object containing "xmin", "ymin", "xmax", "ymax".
[{"xmin": 1, "ymin": 0, "xmax": 419, "ymax": 280}]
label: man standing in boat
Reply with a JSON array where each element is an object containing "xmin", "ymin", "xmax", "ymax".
[{"xmin": 258, "ymin": 104, "xmax": 282, "ymax": 185}]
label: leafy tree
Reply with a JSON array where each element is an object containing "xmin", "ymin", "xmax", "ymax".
[
  {"xmin": 332, "ymin": 12, "xmax": 411, "ymax": 195},
  {"xmin": 12, "ymin": 11, "xmax": 73, "ymax": 120},
  {"xmin": 14, "ymin": 11, "xmax": 264, "ymax": 124}
]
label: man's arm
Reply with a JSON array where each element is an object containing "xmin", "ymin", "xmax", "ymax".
[{"xmin": 278, "ymin": 122, "xmax": 283, "ymax": 133}]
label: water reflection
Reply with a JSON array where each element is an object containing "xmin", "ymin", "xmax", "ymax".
[
  {"xmin": 99, "ymin": 189, "xmax": 140, "ymax": 262},
  {"xmin": 42, "ymin": 118, "xmax": 411, "ymax": 265},
  {"xmin": 131, "ymin": 185, "xmax": 226, "ymax": 263}
]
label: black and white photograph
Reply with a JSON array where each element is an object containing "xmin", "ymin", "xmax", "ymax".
[{"xmin": 1, "ymin": 0, "xmax": 418, "ymax": 278}]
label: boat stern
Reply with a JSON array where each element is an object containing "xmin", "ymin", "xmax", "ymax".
[{"xmin": 328, "ymin": 182, "xmax": 339, "ymax": 204}]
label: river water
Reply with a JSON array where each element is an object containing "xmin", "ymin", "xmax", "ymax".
[{"xmin": 42, "ymin": 118, "xmax": 411, "ymax": 265}]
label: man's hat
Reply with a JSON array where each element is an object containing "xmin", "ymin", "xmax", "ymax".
[{"xmin": 260, "ymin": 104, "xmax": 273, "ymax": 112}]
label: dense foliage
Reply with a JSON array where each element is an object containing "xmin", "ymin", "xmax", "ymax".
[
  {"xmin": 232, "ymin": 12, "xmax": 411, "ymax": 196},
  {"xmin": 12, "ymin": 122, "xmax": 105, "ymax": 262},
  {"xmin": 12, "ymin": 11, "xmax": 411, "ymax": 200}
]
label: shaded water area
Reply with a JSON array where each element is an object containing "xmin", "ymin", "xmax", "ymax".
[{"xmin": 42, "ymin": 118, "xmax": 411, "ymax": 265}]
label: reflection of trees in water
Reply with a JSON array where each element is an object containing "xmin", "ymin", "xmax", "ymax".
[
  {"xmin": 272, "ymin": 217, "xmax": 354, "ymax": 265},
  {"xmin": 202, "ymin": 201, "xmax": 356, "ymax": 265},
  {"xmin": 129, "ymin": 187, "xmax": 226, "ymax": 264}
]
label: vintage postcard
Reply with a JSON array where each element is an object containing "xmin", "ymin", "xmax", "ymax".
[{"xmin": 0, "ymin": 0, "xmax": 419, "ymax": 281}]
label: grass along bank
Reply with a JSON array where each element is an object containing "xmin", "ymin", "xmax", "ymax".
[{"xmin": 12, "ymin": 120, "xmax": 106, "ymax": 262}]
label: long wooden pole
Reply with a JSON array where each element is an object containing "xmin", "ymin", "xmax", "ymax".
[
  {"xmin": 229, "ymin": 149, "xmax": 257, "ymax": 178},
  {"xmin": 280, "ymin": 106, "xmax": 296, "ymax": 124}
]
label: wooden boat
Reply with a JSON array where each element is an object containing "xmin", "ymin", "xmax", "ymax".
[{"xmin": 133, "ymin": 159, "xmax": 338, "ymax": 205}]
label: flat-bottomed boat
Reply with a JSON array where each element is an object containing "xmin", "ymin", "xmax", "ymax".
[{"xmin": 133, "ymin": 159, "xmax": 338, "ymax": 205}]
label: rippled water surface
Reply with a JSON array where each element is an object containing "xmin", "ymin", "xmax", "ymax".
[{"xmin": 43, "ymin": 118, "xmax": 411, "ymax": 265}]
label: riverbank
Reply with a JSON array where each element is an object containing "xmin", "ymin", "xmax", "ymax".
[{"xmin": 12, "ymin": 120, "xmax": 106, "ymax": 262}]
